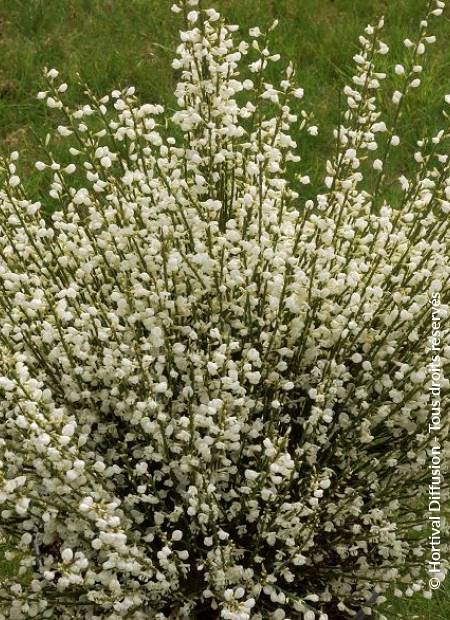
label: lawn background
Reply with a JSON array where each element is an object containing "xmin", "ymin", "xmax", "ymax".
[{"xmin": 0, "ymin": 0, "xmax": 449, "ymax": 617}]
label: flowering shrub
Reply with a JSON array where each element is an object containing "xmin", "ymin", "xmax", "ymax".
[{"xmin": 0, "ymin": 0, "xmax": 449, "ymax": 618}]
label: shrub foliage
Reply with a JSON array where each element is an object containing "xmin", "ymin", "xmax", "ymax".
[{"xmin": 0, "ymin": 1, "xmax": 449, "ymax": 618}]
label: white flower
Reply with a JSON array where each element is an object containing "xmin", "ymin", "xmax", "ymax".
[
  {"xmin": 46, "ymin": 68, "xmax": 59, "ymax": 79},
  {"xmin": 372, "ymin": 121, "xmax": 387, "ymax": 132},
  {"xmin": 244, "ymin": 469, "xmax": 259, "ymax": 481},
  {"xmin": 8, "ymin": 175, "xmax": 20, "ymax": 187},
  {"xmin": 392, "ymin": 90, "xmax": 402, "ymax": 104},
  {"xmin": 373, "ymin": 159, "xmax": 383, "ymax": 171},
  {"xmin": 61, "ymin": 548, "xmax": 73, "ymax": 563},
  {"xmin": 417, "ymin": 42, "xmax": 426, "ymax": 55},
  {"xmin": 245, "ymin": 371, "xmax": 261, "ymax": 384},
  {"xmin": 206, "ymin": 8, "xmax": 220, "ymax": 21},
  {"xmin": 46, "ymin": 96, "xmax": 61, "ymax": 109},
  {"xmin": 57, "ymin": 125, "xmax": 72, "ymax": 137},
  {"xmin": 249, "ymin": 27, "xmax": 261, "ymax": 37}
]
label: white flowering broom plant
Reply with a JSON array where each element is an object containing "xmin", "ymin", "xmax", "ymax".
[{"xmin": 0, "ymin": 0, "xmax": 449, "ymax": 618}]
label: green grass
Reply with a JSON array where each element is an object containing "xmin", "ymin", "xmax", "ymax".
[
  {"xmin": 0, "ymin": 539, "xmax": 20, "ymax": 579},
  {"xmin": 0, "ymin": 0, "xmax": 449, "ymax": 617},
  {"xmin": 1, "ymin": 0, "xmax": 450, "ymax": 178},
  {"xmin": 379, "ymin": 584, "xmax": 450, "ymax": 619}
]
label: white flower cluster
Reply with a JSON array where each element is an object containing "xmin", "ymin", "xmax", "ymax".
[{"xmin": 0, "ymin": 0, "xmax": 449, "ymax": 618}]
